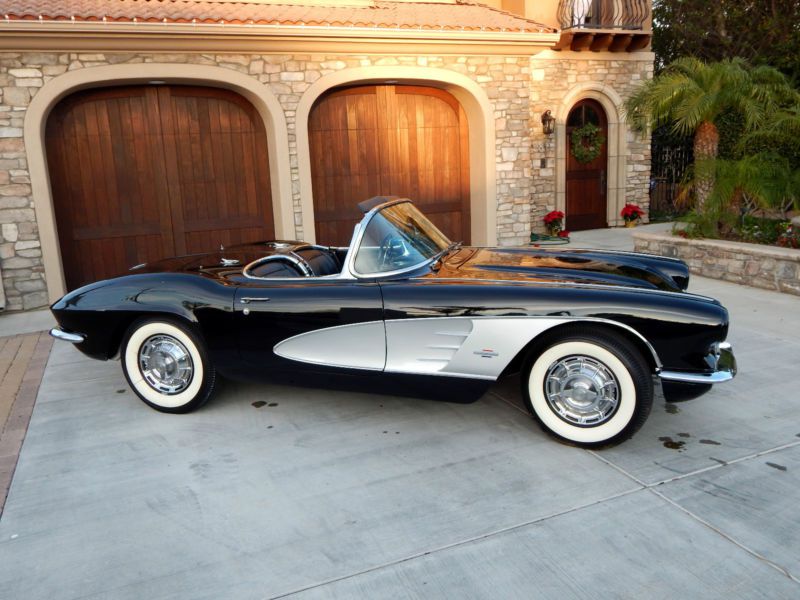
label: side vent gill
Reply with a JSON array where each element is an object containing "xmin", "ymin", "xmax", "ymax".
[{"xmin": 385, "ymin": 318, "xmax": 473, "ymax": 375}]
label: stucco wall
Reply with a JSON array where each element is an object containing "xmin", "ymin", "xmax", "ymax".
[{"xmin": 0, "ymin": 50, "xmax": 651, "ymax": 311}]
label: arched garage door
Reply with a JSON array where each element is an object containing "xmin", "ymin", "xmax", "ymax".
[
  {"xmin": 46, "ymin": 85, "xmax": 274, "ymax": 290},
  {"xmin": 309, "ymin": 85, "xmax": 470, "ymax": 246}
]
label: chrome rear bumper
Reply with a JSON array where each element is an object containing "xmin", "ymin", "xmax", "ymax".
[
  {"xmin": 659, "ymin": 342, "xmax": 737, "ymax": 384},
  {"xmin": 49, "ymin": 327, "xmax": 85, "ymax": 344}
]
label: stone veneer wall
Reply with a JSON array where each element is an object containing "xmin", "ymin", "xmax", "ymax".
[
  {"xmin": 0, "ymin": 50, "xmax": 652, "ymax": 311},
  {"xmin": 528, "ymin": 54, "xmax": 653, "ymax": 233},
  {"xmin": 634, "ymin": 232, "xmax": 800, "ymax": 296}
]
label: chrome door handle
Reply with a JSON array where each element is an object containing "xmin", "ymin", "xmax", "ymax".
[{"xmin": 239, "ymin": 297, "xmax": 270, "ymax": 304}]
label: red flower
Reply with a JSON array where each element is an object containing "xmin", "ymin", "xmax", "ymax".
[
  {"xmin": 620, "ymin": 203, "xmax": 644, "ymax": 221},
  {"xmin": 558, "ymin": 230, "xmax": 570, "ymax": 238},
  {"xmin": 777, "ymin": 226, "xmax": 800, "ymax": 248},
  {"xmin": 544, "ymin": 210, "xmax": 565, "ymax": 225}
]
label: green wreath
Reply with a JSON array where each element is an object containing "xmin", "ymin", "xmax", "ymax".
[{"xmin": 571, "ymin": 122, "xmax": 605, "ymax": 164}]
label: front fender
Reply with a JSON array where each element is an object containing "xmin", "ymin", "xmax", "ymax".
[{"xmin": 380, "ymin": 280, "xmax": 730, "ymax": 375}]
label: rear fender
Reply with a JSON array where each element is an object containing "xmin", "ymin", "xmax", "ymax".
[{"xmin": 50, "ymin": 273, "xmax": 234, "ymax": 361}]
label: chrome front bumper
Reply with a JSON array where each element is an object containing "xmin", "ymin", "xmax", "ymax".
[
  {"xmin": 659, "ymin": 342, "xmax": 737, "ymax": 385},
  {"xmin": 49, "ymin": 327, "xmax": 85, "ymax": 344}
]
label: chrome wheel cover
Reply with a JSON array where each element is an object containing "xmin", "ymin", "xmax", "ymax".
[
  {"xmin": 138, "ymin": 334, "xmax": 194, "ymax": 395},
  {"xmin": 544, "ymin": 355, "xmax": 619, "ymax": 426}
]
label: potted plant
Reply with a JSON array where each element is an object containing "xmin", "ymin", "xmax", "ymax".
[
  {"xmin": 621, "ymin": 203, "xmax": 644, "ymax": 227},
  {"xmin": 543, "ymin": 210, "xmax": 565, "ymax": 236}
]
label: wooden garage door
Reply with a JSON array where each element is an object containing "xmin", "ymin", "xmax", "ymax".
[
  {"xmin": 309, "ymin": 85, "xmax": 470, "ymax": 246},
  {"xmin": 46, "ymin": 85, "xmax": 274, "ymax": 290}
]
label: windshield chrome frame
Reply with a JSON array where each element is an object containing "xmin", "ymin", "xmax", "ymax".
[
  {"xmin": 344, "ymin": 198, "xmax": 452, "ymax": 279},
  {"xmin": 238, "ymin": 198, "xmax": 450, "ymax": 283}
]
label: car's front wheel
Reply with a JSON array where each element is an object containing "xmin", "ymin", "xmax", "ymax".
[
  {"xmin": 121, "ymin": 318, "xmax": 216, "ymax": 413},
  {"xmin": 523, "ymin": 330, "xmax": 653, "ymax": 447}
]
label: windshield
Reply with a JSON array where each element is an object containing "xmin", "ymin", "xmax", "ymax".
[{"xmin": 353, "ymin": 202, "xmax": 452, "ymax": 275}]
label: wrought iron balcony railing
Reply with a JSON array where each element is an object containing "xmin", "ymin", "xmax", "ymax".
[{"xmin": 557, "ymin": 0, "xmax": 650, "ymax": 31}]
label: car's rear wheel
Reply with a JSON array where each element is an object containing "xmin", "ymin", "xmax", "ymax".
[
  {"xmin": 121, "ymin": 318, "xmax": 216, "ymax": 413},
  {"xmin": 522, "ymin": 330, "xmax": 653, "ymax": 447}
]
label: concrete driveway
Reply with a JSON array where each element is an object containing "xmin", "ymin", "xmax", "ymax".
[{"xmin": 1, "ymin": 225, "xmax": 799, "ymax": 599}]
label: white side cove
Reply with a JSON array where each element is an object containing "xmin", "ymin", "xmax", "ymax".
[
  {"xmin": 274, "ymin": 317, "xmax": 569, "ymax": 380},
  {"xmin": 273, "ymin": 321, "xmax": 386, "ymax": 371}
]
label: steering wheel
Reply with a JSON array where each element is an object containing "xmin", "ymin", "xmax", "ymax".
[
  {"xmin": 378, "ymin": 234, "xmax": 410, "ymax": 270},
  {"xmin": 243, "ymin": 255, "xmax": 309, "ymax": 279},
  {"xmin": 288, "ymin": 245, "xmax": 315, "ymax": 277}
]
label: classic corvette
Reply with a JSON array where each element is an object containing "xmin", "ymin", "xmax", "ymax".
[{"xmin": 50, "ymin": 197, "xmax": 736, "ymax": 447}]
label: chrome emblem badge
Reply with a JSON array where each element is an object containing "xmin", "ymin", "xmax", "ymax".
[{"xmin": 474, "ymin": 348, "xmax": 499, "ymax": 359}]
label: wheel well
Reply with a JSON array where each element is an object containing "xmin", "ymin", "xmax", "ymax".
[
  {"xmin": 109, "ymin": 312, "xmax": 198, "ymax": 359},
  {"xmin": 501, "ymin": 321, "xmax": 659, "ymax": 377}
]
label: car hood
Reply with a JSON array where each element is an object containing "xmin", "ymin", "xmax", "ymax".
[{"xmin": 432, "ymin": 247, "xmax": 690, "ymax": 292}]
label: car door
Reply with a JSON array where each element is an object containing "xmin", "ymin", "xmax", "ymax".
[{"xmin": 234, "ymin": 278, "xmax": 385, "ymax": 373}]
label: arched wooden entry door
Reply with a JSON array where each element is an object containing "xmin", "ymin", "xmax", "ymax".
[
  {"xmin": 308, "ymin": 85, "xmax": 470, "ymax": 246},
  {"xmin": 566, "ymin": 99, "xmax": 608, "ymax": 231},
  {"xmin": 46, "ymin": 85, "xmax": 274, "ymax": 290}
]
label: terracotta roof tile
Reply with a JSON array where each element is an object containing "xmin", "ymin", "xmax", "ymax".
[{"xmin": 1, "ymin": 0, "xmax": 554, "ymax": 33}]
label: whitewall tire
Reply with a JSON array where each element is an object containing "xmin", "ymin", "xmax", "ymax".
[
  {"xmin": 121, "ymin": 318, "xmax": 217, "ymax": 413},
  {"xmin": 523, "ymin": 331, "xmax": 653, "ymax": 447}
]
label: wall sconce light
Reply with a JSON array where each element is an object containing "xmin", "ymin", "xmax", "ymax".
[{"xmin": 541, "ymin": 110, "xmax": 556, "ymax": 136}]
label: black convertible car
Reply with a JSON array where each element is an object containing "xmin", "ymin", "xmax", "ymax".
[{"xmin": 50, "ymin": 197, "xmax": 736, "ymax": 446}]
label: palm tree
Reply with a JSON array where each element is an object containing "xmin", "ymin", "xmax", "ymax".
[
  {"xmin": 624, "ymin": 58, "xmax": 793, "ymax": 207},
  {"xmin": 677, "ymin": 153, "xmax": 800, "ymax": 238},
  {"xmin": 741, "ymin": 103, "xmax": 800, "ymax": 165}
]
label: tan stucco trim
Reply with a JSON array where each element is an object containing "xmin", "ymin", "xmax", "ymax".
[
  {"xmin": 555, "ymin": 83, "xmax": 628, "ymax": 229},
  {"xmin": 0, "ymin": 22, "xmax": 557, "ymax": 42},
  {"xmin": 294, "ymin": 67, "xmax": 497, "ymax": 246},
  {"xmin": 0, "ymin": 24, "xmax": 559, "ymax": 55},
  {"xmin": 24, "ymin": 63, "xmax": 293, "ymax": 301}
]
